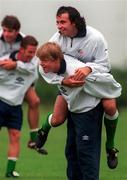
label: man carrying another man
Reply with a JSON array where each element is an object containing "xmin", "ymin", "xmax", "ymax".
[
  {"xmin": 0, "ymin": 15, "xmax": 40, "ymax": 149},
  {"xmin": 36, "ymin": 42, "xmax": 121, "ymax": 180}
]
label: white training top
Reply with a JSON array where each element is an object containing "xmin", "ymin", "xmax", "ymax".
[
  {"xmin": 39, "ymin": 55, "xmax": 121, "ymax": 113},
  {"xmin": 0, "ymin": 54, "xmax": 38, "ymax": 106},
  {"xmin": 50, "ymin": 25, "xmax": 111, "ymax": 74}
]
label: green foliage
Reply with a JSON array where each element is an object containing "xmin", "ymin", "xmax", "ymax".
[
  {"xmin": 36, "ymin": 76, "xmax": 58, "ymax": 104},
  {"xmin": 111, "ymin": 69, "xmax": 127, "ymax": 107}
]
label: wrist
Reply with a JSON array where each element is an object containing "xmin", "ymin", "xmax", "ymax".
[
  {"xmin": 62, "ymin": 78, "xmax": 66, "ymax": 85},
  {"xmin": 85, "ymin": 66, "xmax": 92, "ymax": 75},
  {"xmin": 14, "ymin": 61, "xmax": 17, "ymax": 69}
]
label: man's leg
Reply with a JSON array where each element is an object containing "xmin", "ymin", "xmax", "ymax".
[
  {"xmin": 71, "ymin": 103, "xmax": 104, "ymax": 180},
  {"xmin": 65, "ymin": 112, "xmax": 83, "ymax": 180},
  {"xmin": 25, "ymin": 86, "xmax": 40, "ymax": 148},
  {"xmin": 51, "ymin": 95, "xmax": 68, "ymax": 127},
  {"xmin": 36, "ymin": 95, "xmax": 68, "ymax": 148},
  {"xmin": 6, "ymin": 129, "xmax": 20, "ymax": 177},
  {"xmin": 102, "ymin": 98, "xmax": 119, "ymax": 169}
]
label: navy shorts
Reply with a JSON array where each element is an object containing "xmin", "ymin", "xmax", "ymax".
[{"xmin": 0, "ymin": 100, "xmax": 23, "ymax": 130}]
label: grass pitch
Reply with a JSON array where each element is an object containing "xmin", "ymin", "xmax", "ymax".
[{"xmin": 0, "ymin": 105, "xmax": 127, "ymax": 180}]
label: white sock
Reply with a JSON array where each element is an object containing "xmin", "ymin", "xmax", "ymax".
[
  {"xmin": 105, "ymin": 110, "xmax": 119, "ymax": 120},
  {"xmin": 30, "ymin": 128, "xmax": 38, "ymax": 132},
  {"xmin": 8, "ymin": 157, "xmax": 17, "ymax": 161},
  {"xmin": 48, "ymin": 114, "xmax": 53, "ymax": 127}
]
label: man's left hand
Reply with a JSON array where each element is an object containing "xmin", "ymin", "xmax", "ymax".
[{"xmin": 0, "ymin": 59, "xmax": 17, "ymax": 70}]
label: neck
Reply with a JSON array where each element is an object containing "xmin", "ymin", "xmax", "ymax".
[
  {"xmin": 70, "ymin": 28, "xmax": 78, "ymax": 38},
  {"xmin": 57, "ymin": 59, "xmax": 66, "ymax": 74},
  {"xmin": 17, "ymin": 52, "xmax": 23, "ymax": 60},
  {"xmin": 16, "ymin": 52, "xmax": 27, "ymax": 62}
]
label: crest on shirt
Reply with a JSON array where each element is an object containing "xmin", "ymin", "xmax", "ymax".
[
  {"xmin": 59, "ymin": 86, "xmax": 68, "ymax": 96},
  {"xmin": 77, "ymin": 49, "xmax": 85, "ymax": 56},
  {"xmin": 15, "ymin": 77, "xmax": 24, "ymax": 85}
]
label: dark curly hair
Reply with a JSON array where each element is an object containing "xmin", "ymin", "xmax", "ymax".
[{"xmin": 56, "ymin": 6, "xmax": 86, "ymax": 36}]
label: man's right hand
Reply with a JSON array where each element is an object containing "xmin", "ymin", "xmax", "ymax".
[
  {"xmin": 0, "ymin": 59, "xmax": 17, "ymax": 70},
  {"xmin": 62, "ymin": 75, "xmax": 85, "ymax": 87}
]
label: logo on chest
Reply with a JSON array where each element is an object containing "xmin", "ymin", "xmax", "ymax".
[
  {"xmin": 15, "ymin": 77, "xmax": 24, "ymax": 85},
  {"xmin": 77, "ymin": 49, "xmax": 85, "ymax": 56},
  {"xmin": 59, "ymin": 86, "xmax": 68, "ymax": 96}
]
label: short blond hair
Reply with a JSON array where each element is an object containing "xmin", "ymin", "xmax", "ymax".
[{"xmin": 36, "ymin": 42, "xmax": 63, "ymax": 61}]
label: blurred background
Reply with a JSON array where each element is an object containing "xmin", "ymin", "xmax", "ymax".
[{"xmin": 0, "ymin": 0, "xmax": 126, "ymax": 106}]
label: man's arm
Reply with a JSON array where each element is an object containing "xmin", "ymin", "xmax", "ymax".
[
  {"xmin": 39, "ymin": 66, "xmax": 85, "ymax": 87},
  {"xmin": 16, "ymin": 58, "xmax": 38, "ymax": 74},
  {"xmin": 0, "ymin": 59, "xmax": 16, "ymax": 70},
  {"xmin": 86, "ymin": 37, "xmax": 111, "ymax": 73},
  {"xmin": 83, "ymin": 71, "xmax": 122, "ymax": 99},
  {"xmin": 0, "ymin": 58, "xmax": 38, "ymax": 75}
]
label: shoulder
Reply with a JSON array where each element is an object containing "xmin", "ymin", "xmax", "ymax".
[
  {"xmin": 16, "ymin": 32, "xmax": 25, "ymax": 42},
  {"xmin": 49, "ymin": 31, "xmax": 61, "ymax": 42},
  {"xmin": 86, "ymin": 26, "xmax": 106, "ymax": 42},
  {"xmin": 19, "ymin": 32, "xmax": 25, "ymax": 38},
  {"xmin": 31, "ymin": 56, "xmax": 39, "ymax": 65},
  {"xmin": 64, "ymin": 54, "xmax": 85, "ymax": 67}
]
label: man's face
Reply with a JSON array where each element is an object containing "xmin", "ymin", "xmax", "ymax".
[
  {"xmin": 2, "ymin": 26, "xmax": 19, "ymax": 43},
  {"xmin": 20, "ymin": 45, "xmax": 37, "ymax": 62},
  {"xmin": 40, "ymin": 59, "xmax": 59, "ymax": 73},
  {"xmin": 56, "ymin": 13, "xmax": 77, "ymax": 37}
]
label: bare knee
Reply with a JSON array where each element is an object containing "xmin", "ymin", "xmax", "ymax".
[
  {"xmin": 51, "ymin": 114, "xmax": 66, "ymax": 127},
  {"xmin": 51, "ymin": 95, "xmax": 68, "ymax": 127},
  {"xmin": 8, "ymin": 129, "xmax": 20, "ymax": 157},
  {"xmin": 25, "ymin": 87, "xmax": 40, "ymax": 108},
  {"xmin": 27, "ymin": 96, "xmax": 40, "ymax": 108},
  {"xmin": 102, "ymin": 98, "xmax": 117, "ymax": 115},
  {"xmin": 9, "ymin": 129, "xmax": 20, "ymax": 144}
]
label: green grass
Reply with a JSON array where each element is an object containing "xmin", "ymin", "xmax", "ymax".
[{"xmin": 0, "ymin": 105, "xmax": 127, "ymax": 180}]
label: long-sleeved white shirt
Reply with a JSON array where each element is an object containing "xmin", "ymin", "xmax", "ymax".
[
  {"xmin": 40, "ymin": 26, "xmax": 111, "ymax": 85},
  {"xmin": 50, "ymin": 26, "xmax": 111, "ymax": 73},
  {"xmin": 0, "ymin": 53, "xmax": 38, "ymax": 105},
  {"xmin": 39, "ymin": 55, "xmax": 121, "ymax": 113}
]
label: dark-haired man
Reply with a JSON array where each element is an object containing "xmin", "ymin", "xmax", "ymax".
[
  {"xmin": 0, "ymin": 15, "xmax": 40, "ymax": 149},
  {"xmin": 36, "ymin": 6, "xmax": 119, "ymax": 177}
]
